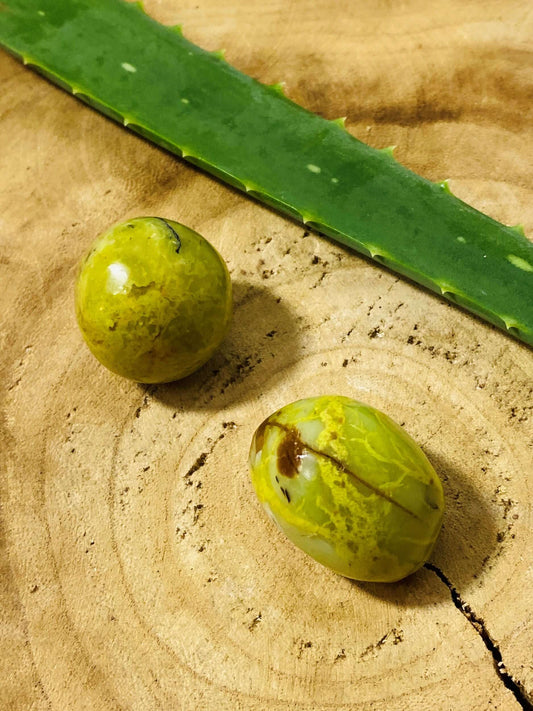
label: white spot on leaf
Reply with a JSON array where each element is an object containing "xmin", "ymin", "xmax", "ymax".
[
  {"xmin": 121, "ymin": 62, "xmax": 137, "ymax": 73},
  {"xmin": 456, "ymin": 236, "xmax": 466, "ymax": 243},
  {"xmin": 507, "ymin": 254, "xmax": 533, "ymax": 272},
  {"xmin": 307, "ymin": 164, "xmax": 321, "ymax": 174}
]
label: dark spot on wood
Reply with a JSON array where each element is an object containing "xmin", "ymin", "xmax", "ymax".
[
  {"xmin": 277, "ymin": 427, "xmax": 304, "ymax": 478},
  {"xmin": 248, "ymin": 613, "xmax": 262, "ymax": 631},
  {"xmin": 185, "ymin": 452, "xmax": 207, "ymax": 478},
  {"xmin": 193, "ymin": 504, "xmax": 204, "ymax": 524}
]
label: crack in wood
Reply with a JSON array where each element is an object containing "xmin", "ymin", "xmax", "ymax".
[{"xmin": 424, "ymin": 563, "xmax": 532, "ymax": 710}]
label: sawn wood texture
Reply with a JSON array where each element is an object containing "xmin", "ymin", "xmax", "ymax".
[{"xmin": 1, "ymin": 1, "xmax": 532, "ymax": 709}]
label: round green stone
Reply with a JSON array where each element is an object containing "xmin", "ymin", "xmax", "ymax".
[
  {"xmin": 75, "ymin": 217, "xmax": 232, "ymax": 383},
  {"xmin": 249, "ymin": 395, "xmax": 444, "ymax": 582}
]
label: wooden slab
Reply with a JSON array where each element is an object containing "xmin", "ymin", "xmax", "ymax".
[{"xmin": 1, "ymin": 1, "xmax": 532, "ymax": 709}]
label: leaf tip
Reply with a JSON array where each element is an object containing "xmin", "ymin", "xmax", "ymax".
[{"xmin": 171, "ymin": 24, "xmax": 184, "ymax": 34}]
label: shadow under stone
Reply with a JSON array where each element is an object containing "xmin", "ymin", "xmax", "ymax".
[
  {"xmin": 356, "ymin": 447, "xmax": 499, "ymax": 606},
  {"xmin": 141, "ymin": 279, "xmax": 302, "ymax": 412}
]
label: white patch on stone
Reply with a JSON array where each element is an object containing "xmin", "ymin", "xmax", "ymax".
[
  {"xmin": 107, "ymin": 262, "xmax": 130, "ymax": 295},
  {"xmin": 299, "ymin": 452, "xmax": 319, "ymax": 482}
]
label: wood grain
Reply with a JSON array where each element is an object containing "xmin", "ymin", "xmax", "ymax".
[{"xmin": 1, "ymin": 1, "xmax": 532, "ymax": 709}]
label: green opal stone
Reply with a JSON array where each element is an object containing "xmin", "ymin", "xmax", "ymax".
[
  {"xmin": 249, "ymin": 395, "xmax": 444, "ymax": 582},
  {"xmin": 75, "ymin": 217, "xmax": 232, "ymax": 383}
]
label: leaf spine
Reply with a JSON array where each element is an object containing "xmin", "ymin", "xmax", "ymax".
[
  {"xmin": 437, "ymin": 281, "xmax": 456, "ymax": 297},
  {"xmin": 437, "ymin": 179, "xmax": 453, "ymax": 195},
  {"xmin": 269, "ymin": 82, "xmax": 286, "ymax": 96},
  {"xmin": 502, "ymin": 317, "xmax": 520, "ymax": 332},
  {"xmin": 211, "ymin": 48, "xmax": 226, "ymax": 61},
  {"xmin": 367, "ymin": 245, "xmax": 386, "ymax": 260},
  {"xmin": 331, "ymin": 117, "xmax": 347, "ymax": 129},
  {"xmin": 380, "ymin": 145, "xmax": 396, "ymax": 158},
  {"xmin": 509, "ymin": 224, "xmax": 526, "ymax": 237}
]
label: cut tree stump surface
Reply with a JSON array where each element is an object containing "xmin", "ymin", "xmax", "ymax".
[{"xmin": 1, "ymin": 1, "xmax": 532, "ymax": 709}]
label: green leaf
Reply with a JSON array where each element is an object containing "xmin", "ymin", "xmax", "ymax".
[{"xmin": 1, "ymin": 0, "xmax": 531, "ymax": 345}]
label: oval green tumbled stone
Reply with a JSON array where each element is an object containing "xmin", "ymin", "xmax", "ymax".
[
  {"xmin": 249, "ymin": 395, "xmax": 444, "ymax": 582},
  {"xmin": 75, "ymin": 217, "xmax": 232, "ymax": 383}
]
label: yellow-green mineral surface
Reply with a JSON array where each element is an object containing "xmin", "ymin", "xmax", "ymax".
[
  {"xmin": 249, "ymin": 395, "xmax": 444, "ymax": 582},
  {"xmin": 75, "ymin": 217, "xmax": 232, "ymax": 383}
]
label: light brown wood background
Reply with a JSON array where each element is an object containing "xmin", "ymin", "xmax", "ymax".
[{"xmin": 1, "ymin": 1, "xmax": 532, "ymax": 709}]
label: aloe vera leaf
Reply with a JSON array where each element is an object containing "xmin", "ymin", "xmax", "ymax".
[{"xmin": 1, "ymin": 0, "xmax": 532, "ymax": 346}]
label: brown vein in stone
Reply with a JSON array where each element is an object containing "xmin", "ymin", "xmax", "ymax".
[{"xmin": 268, "ymin": 421, "xmax": 421, "ymax": 521}]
